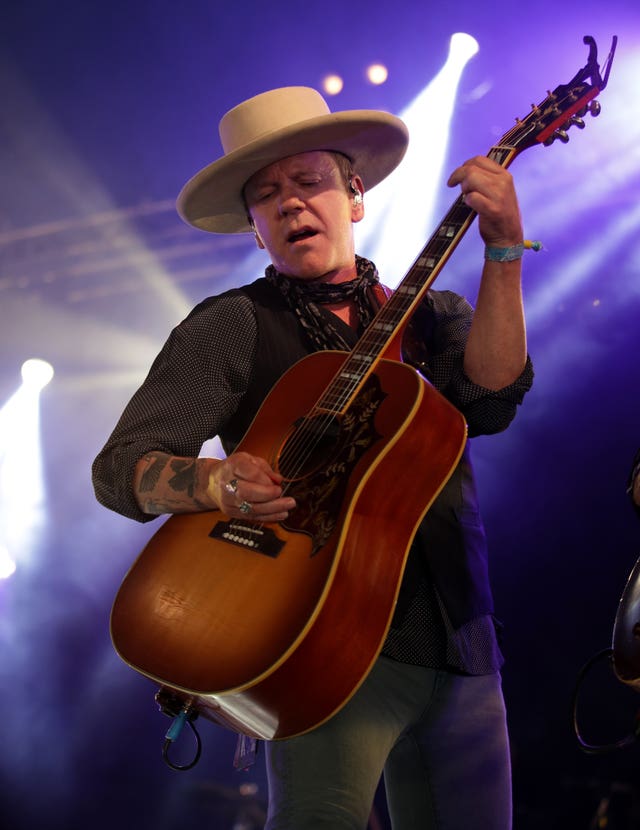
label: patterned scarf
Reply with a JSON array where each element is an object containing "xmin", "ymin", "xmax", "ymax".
[{"xmin": 264, "ymin": 255, "xmax": 380, "ymax": 351}]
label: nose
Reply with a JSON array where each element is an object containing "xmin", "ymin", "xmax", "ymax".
[{"xmin": 278, "ymin": 186, "xmax": 305, "ymax": 216}]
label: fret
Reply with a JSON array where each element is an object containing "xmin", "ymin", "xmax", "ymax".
[
  {"xmin": 415, "ymin": 254, "xmax": 438, "ymax": 270},
  {"xmin": 489, "ymin": 145, "xmax": 516, "ymax": 164},
  {"xmin": 372, "ymin": 320, "xmax": 395, "ymax": 333},
  {"xmin": 350, "ymin": 354, "xmax": 374, "ymax": 365},
  {"xmin": 337, "ymin": 370, "xmax": 363, "ymax": 382},
  {"xmin": 488, "ymin": 148, "xmax": 507, "ymax": 164},
  {"xmin": 395, "ymin": 284, "xmax": 419, "ymax": 297},
  {"xmin": 320, "ymin": 391, "xmax": 354, "ymax": 411},
  {"xmin": 438, "ymin": 223, "xmax": 458, "ymax": 239}
]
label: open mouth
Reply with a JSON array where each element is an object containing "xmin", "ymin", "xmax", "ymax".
[{"xmin": 287, "ymin": 229, "xmax": 317, "ymax": 244}]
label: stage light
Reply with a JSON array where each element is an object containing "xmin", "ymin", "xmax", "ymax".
[
  {"xmin": 322, "ymin": 74, "xmax": 344, "ymax": 96},
  {"xmin": 0, "ymin": 360, "xmax": 53, "ymax": 576},
  {"xmin": 449, "ymin": 32, "xmax": 479, "ymax": 64},
  {"xmin": 366, "ymin": 64, "xmax": 388, "ymax": 86},
  {"xmin": 21, "ymin": 358, "xmax": 54, "ymax": 390},
  {"xmin": 0, "ymin": 544, "xmax": 16, "ymax": 580}
]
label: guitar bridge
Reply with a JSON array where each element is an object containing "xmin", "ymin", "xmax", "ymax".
[{"xmin": 209, "ymin": 519, "xmax": 285, "ymax": 558}]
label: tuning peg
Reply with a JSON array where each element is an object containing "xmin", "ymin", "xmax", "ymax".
[
  {"xmin": 562, "ymin": 116, "xmax": 586, "ymax": 131},
  {"xmin": 543, "ymin": 130, "xmax": 570, "ymax": 146},
  {"xmin": 589, "ymin": 100, "xmax": 602, "ymax": 117}
]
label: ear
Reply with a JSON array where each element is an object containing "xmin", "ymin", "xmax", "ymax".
[
  {"xmin": 350, "ymin": 175, "xmax": 365, "ymax": 223},
  {"xmin": 249, "ymin": 216, "xmax": 266, "ymax": 249}
]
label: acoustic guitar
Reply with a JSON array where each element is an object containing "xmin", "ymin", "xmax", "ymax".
[{"xmin": 110, "ymin": 36, "xmax": 616, "ymax": 741}]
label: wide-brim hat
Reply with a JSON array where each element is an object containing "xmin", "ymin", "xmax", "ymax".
[{"xmin": 177, "ymin": 86, "xmax": 409, "ymax": 234}]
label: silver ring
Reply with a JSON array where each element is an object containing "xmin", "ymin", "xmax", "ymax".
[
  {"xmin": 239, "ymin": 500, "xmax": 252, "ymax": 515},
  {"xmin": 225, "ymin": 478, "xmax": 239, "ymax": 495}
]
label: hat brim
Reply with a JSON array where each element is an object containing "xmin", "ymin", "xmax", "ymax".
[{"xmin": 176, "ymin": 110, "xmax": 409, "ymax": 234}]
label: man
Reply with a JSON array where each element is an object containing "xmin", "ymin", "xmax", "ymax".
[{"xmin": 93, "ymin": 86, "xmax": 534, "ymax": 829}]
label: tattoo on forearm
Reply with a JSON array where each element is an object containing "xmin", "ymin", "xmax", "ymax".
[
  {"xmin": 138, "ymin": 454, "xmax": 167, "ymax": 493},
  {"xmin": 137, "ymin": 453, "xmax": 212, "ymax": 513},
  {"xmin": 168, "ymin": 458, "xmax": 198, "ymax": 497}
]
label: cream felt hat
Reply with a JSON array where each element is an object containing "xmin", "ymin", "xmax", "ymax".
[{"xmin": 177, "ymin": 86, "xmax": 409, "ymax": 234}]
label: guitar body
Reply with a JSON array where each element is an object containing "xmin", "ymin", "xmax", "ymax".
[{"xmin": 111, "ymin": 351, "xmax": 467, "ymax": 740}]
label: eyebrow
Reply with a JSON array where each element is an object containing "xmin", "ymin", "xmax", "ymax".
[{"xmin": 254, "ymin": 167, "xmax": 325, "ymax": 186}]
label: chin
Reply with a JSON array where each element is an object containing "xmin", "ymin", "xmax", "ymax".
[{"xmin": 278, "ymin": 260, "xmax": 327, "ymax": 282}]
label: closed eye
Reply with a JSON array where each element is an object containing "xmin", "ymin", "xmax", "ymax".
[{"xmin": 256, "ymin": 189, "xmax": 276, "ymax": 202}]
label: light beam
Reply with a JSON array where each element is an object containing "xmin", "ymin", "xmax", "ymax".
[
  {"xmin": 0, "ymin": 360, "xmax": 54, "ymax": 577},
  {"xmin": 358, "ymin": 33, "xmax": 479, "ymax": 284}
]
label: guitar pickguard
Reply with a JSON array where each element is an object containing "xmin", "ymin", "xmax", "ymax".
[{"xmin": 280, "ymin": 374, "xmax": 387, "ymax": 555}]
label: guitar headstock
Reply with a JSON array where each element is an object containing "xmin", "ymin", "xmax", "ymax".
[{"xmin": 502, "ymin": 35, "xmax": 618, "ymax": 155}]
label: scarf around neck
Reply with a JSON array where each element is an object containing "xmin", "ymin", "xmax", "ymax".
[{"xmin": 264, "ymin": 255, "xmax": 380, "ymax": 351}]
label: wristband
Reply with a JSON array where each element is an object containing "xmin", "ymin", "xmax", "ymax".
[{"xmin": 484, "ymin": 243, "xmax": 524, "ymax": 262}]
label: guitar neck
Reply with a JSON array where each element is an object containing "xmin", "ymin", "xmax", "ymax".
[
  {"xmin": 317, "ymin": 143, "xmax": 519, "ymax": 416},
  {"xmin": 317, "ymin": 34, "xmax": 617, "ymax": 416},
  {"xmin": 374, "ymin": 144, "xmax": 521, "ymax": 341}
]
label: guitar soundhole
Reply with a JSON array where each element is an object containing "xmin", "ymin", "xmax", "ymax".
[{"xmin": 278, "ymin": 414, "xmax": 341, "ymax": 481}]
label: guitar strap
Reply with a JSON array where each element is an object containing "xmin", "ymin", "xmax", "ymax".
[{"xmin": 367, "ymin": 281, "xmax": 392, "ymax": 311}]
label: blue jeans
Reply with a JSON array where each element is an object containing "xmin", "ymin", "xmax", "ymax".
[{"xmin": 264, "ymin": 655, "xmax": 512, "ymax": 829}]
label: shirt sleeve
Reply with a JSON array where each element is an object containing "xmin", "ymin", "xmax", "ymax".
[
  {"xmin": 91, "ymin": 291, "xmax": 257, "ymax": 522},
  {"xmin": 416, "ymin": 289, "xmax": 534, "ymax": 438}
]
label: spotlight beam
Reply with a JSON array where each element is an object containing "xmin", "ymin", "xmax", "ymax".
[
  {"xmin": 0, "ymin": 362, "xmax": 54, "ymax": 576},
  {"xmin": 358, "ymin": 33, "xmax": 479, "ymax": 285}
]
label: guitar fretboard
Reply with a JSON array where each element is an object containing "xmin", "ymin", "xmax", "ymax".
[
  {"xmin": 310, "ymin": 29, "xmax": 617, "ymax": 419},
  {"xmin": 316, "ymin": 144, "xmax": 519, "ymax": 415}
]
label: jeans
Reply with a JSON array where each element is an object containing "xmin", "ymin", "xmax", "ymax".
[{"xmin": 264, "ymin": 654, "xmax": 512, "ymax": 829}]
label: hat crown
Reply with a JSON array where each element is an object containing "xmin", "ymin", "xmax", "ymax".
[
  {"xmin": 219, "ymin": 87, "xmax": 331, "ymax": 156},
  {"xmin": 178, "ymin": 85, "xmax": 409, "ymax": 234}
]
